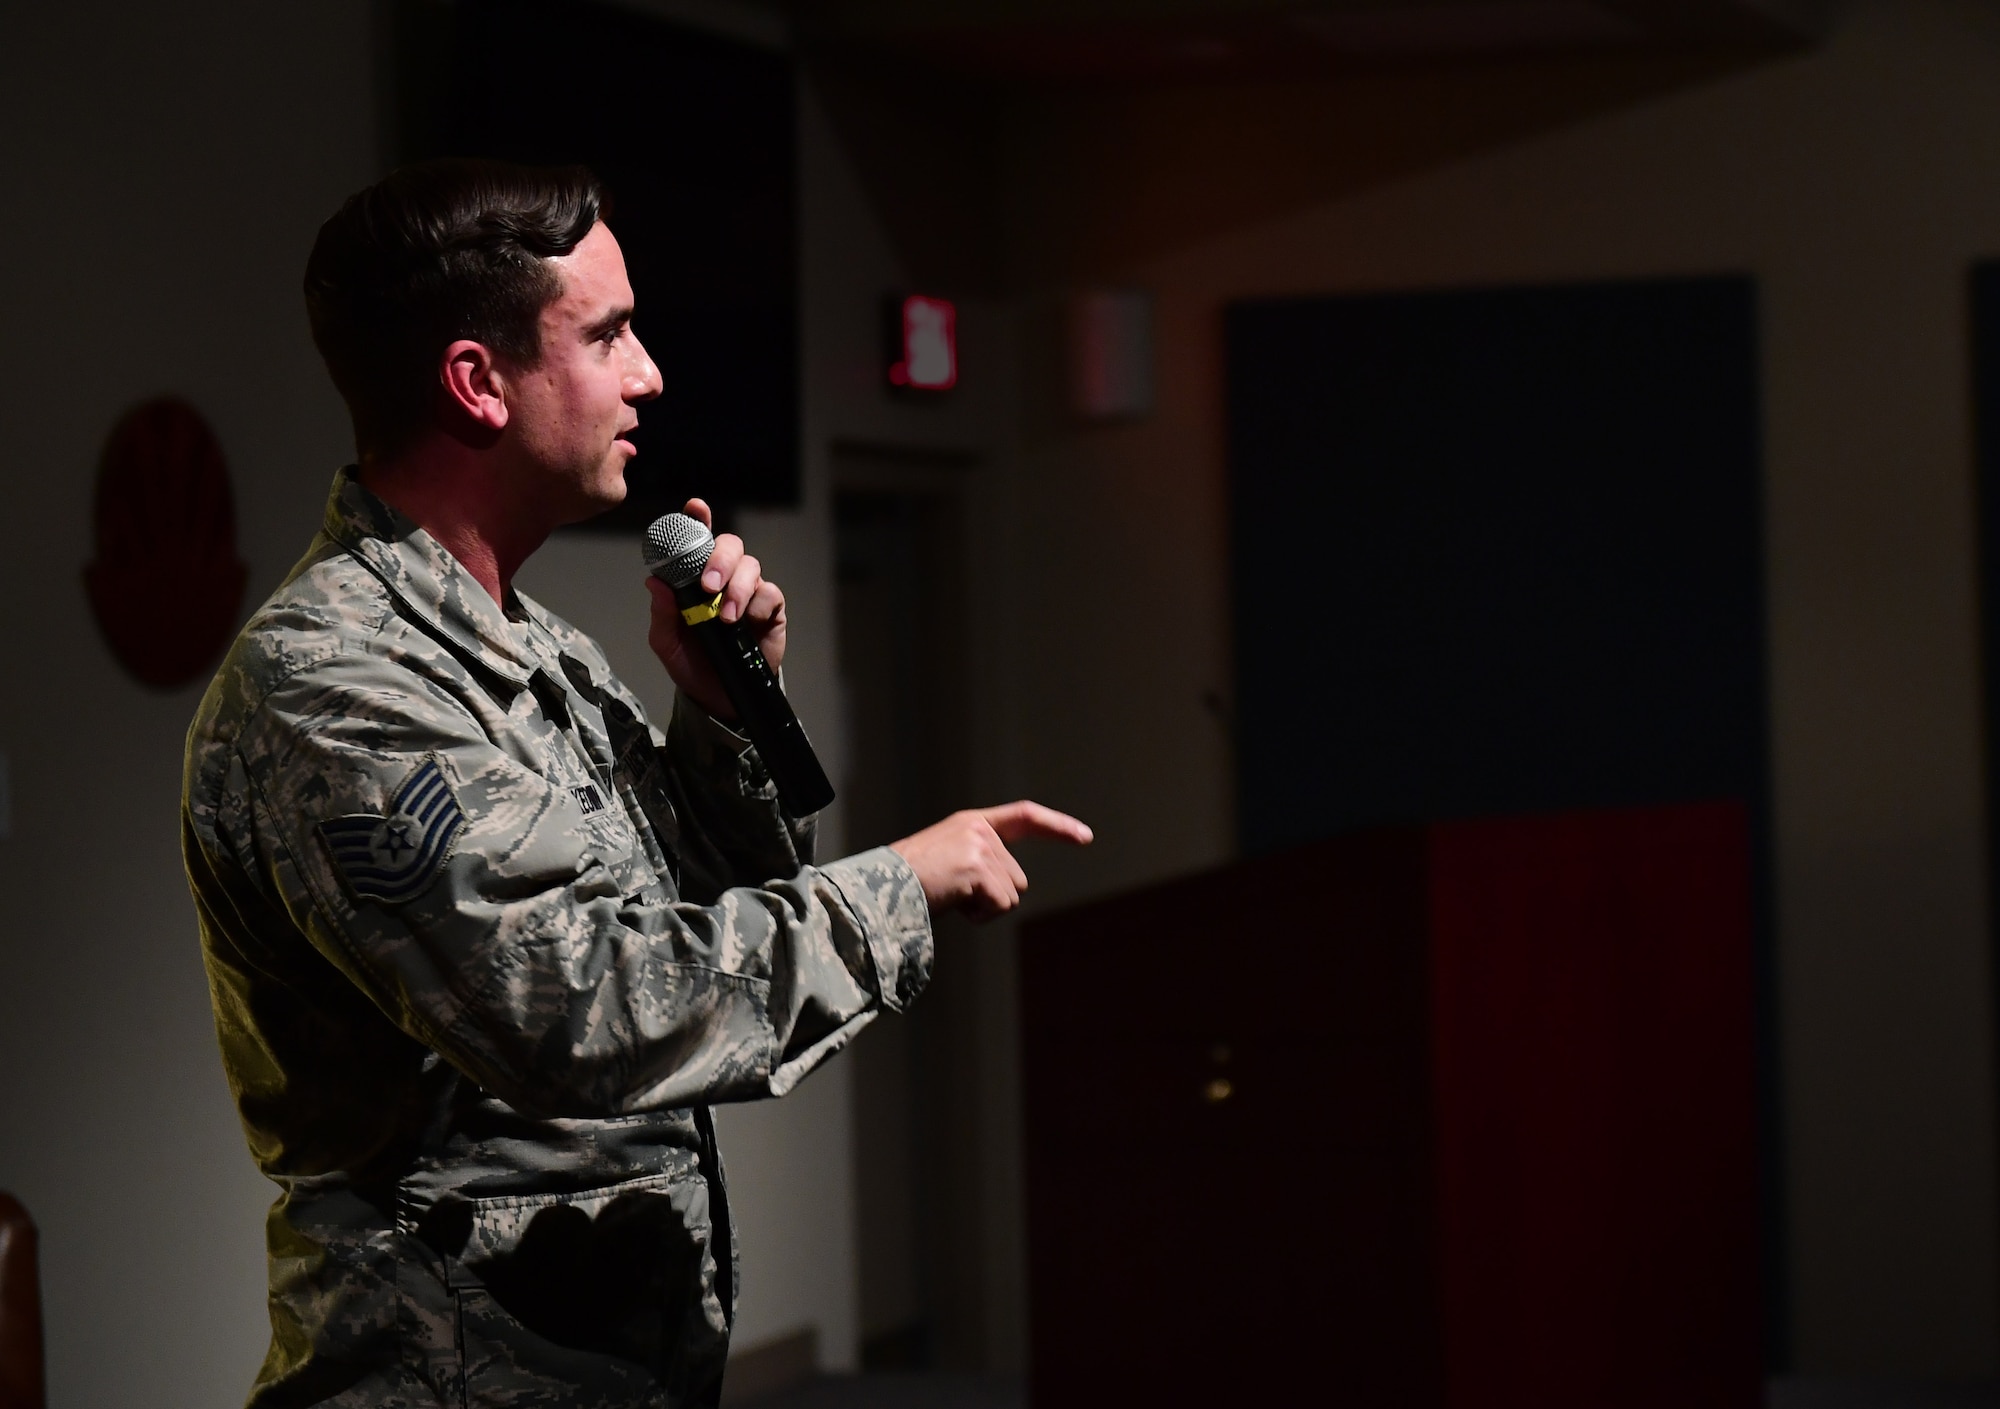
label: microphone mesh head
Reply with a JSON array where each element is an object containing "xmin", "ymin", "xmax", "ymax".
[{"xmin": 643, "ymin": 513, "xmax": 714, "ymax": 588}]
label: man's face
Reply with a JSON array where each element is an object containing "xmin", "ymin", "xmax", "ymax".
[{"xmin": 506, "ymin": 221, "xmax": 662, "ymax": 519}]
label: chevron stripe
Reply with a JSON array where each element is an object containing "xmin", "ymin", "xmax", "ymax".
[{"xmin": 317, "ymin": 758, "xmax": 466, "ymax": 905}]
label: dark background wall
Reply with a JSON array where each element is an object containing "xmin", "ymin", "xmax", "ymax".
[{"xmin": 1228, "ymin": 276, "xmax": 1766, "ymax": 853}]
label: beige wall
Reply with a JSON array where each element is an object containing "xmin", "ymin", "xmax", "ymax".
[
  {"xmin": 1000, "ymin": 0, "xmax": 2000, "ymax": 1375},
  {"xmin": 0, "ymin": 4, "xmax": 379, "ymax": 1404},
  {"xmin": 0, "ymin": 0, "xmax": 970, "ymax": 1395}
]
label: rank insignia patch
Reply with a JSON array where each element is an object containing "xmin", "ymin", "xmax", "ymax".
[{"xmin": 319, "ymin": 758, "xmax": 466, "ymax": 905}]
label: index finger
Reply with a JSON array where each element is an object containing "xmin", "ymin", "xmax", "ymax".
[
  {"xmin": 702, "ymin": 533, "xmax": 745, "ymax": 594},
  {"xmin": 977, "ymin": 800, "xmax": 1093, "ymax": 845},
  {"xmin": 682, "ymin": 497, "xmax": 714, "ymax": 529}
]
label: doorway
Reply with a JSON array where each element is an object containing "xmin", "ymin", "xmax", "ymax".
[{"xmin": 832, "ymin": 444, "xmax": 989, "ymax": 1372}]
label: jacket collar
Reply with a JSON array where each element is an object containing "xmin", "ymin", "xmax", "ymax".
[{"xmin": 320, "ymin": 467, "xmax": 537, "ymax": 687}]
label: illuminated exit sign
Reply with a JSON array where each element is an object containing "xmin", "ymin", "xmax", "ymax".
[{"xmin": 887, "ymin": 294, "xmax": 958, "ymax": 392}]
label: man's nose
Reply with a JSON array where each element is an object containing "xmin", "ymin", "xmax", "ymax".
[{"xmin": 624, "ymin": 334, "xmax": 663, "ymax": 402}]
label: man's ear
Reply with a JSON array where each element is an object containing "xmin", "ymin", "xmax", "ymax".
[{"xmin": 440, "ymin": 340, "xmax": 511, "ymax": 434}]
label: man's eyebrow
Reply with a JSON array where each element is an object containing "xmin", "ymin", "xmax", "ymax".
[{"xmin": 581, "ymin": 306, "xmax": 633, "ymax": 341}]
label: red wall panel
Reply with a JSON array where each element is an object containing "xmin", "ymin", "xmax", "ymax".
[
  {"xmin": 1429, "ymin": 803, "xmax": 1761, "ymax": 1408},
  {"xmin": 1020, "ymin": 801, "xmax": 1762, "ymax": 1407}
]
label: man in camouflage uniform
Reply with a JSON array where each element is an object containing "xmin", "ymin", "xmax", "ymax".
[{"xmin": 181, "ymin": 160, "xmax": 1089, "ymax": 1408}]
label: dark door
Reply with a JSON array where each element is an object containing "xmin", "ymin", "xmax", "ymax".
[
  {"xmin": 1020, "ymin": 832, "xmax": 1443, "ymax": 1408},
  {"xmin": 833, "ymin": 451, "xmax": 994, "ymax": 1372}
]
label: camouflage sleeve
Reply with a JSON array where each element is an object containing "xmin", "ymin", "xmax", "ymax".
[
  {"xmin": 660, "ymin": 692, "xmax": 931, "ymax": 1059},
  {"xmin": 238, "ymin": 652, "xmax": 933, "ymax": 1116}
]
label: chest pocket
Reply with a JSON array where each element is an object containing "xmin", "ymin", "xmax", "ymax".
[
  {"xmin": 549, "ymin": 657, "xmax": 684, "ymax": 896},
  {"xmin": 573, "ymin": 781, "xmax": 666, "ymax": 903},
  {"xmin": 522, "ymin": 666, "xmax": 670, "ymax": 903}
]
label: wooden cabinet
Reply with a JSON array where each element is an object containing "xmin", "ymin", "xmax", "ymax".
[{"xmin": 1019, "ymin": 802, "xmax": 1762, "ymax": 1408}]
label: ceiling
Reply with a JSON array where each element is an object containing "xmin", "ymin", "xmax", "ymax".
[{"xmin": 786, "ymin": 0, "xmax": 1833, "ymax": 84}]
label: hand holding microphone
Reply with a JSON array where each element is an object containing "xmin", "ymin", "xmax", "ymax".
[
  {"xmin": 644, "ymin": 500, "xmax": 835, "ymax": 817},
  {"xmin": 642, "ymin": 498, "xmax": 1093, "ymax": 910}
]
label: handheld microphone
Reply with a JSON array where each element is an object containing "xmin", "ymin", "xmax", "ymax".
[{"xmin": 643, "ymin": 513, "xmax": 837, "ymax": 818}]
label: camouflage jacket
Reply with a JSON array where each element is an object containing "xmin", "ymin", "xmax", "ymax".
[{"xmin": 182, "ymin": 470, "xmax": 933, "ymax": 1408}]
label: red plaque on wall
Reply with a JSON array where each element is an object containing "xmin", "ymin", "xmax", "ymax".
[{"xmin": 84, "ymin": 398, "xmax": 248, "ymax": 689}]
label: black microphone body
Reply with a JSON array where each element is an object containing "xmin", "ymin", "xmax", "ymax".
[{"xmin": 644, "ymin": 513, "xmax": 836, "ymax": 818}]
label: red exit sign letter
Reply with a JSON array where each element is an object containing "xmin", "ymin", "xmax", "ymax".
[{"xmin": 888, "ymin": 294, "xmax": 957, "ymax": 392}]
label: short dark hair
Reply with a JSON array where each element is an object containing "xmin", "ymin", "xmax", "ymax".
[{"xmin": 304, "ymin": 158, "xmax": 606, "ymax": 458}]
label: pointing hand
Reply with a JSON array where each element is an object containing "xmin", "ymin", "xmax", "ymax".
[{"xmin": 891, "ymin": 802, "xmax": 1094, "ymax": 922}]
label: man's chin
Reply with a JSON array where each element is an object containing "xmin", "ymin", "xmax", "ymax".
[{"xmin": 551, "ymin": 469, "xmax": 631, "ymax": 528}]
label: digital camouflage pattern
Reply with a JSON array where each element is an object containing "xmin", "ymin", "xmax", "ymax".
[{"xmin": 182, "ymin": 470, "xmax": 933, "ymax": 1408}]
